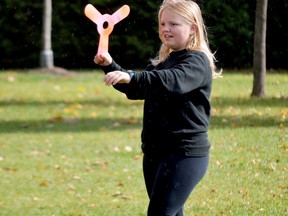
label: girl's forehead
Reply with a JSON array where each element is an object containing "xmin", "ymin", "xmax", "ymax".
[
  {"xmin": 160, "ymin": 9, "xmax": 179, "ymax": 19},
  {"xmin": 160, "ymin": 9, "xmax": 186, "ymax": 22},
  {"xmin": 161, "ymin": 8, "xmax": 176, "ymax": 15}
]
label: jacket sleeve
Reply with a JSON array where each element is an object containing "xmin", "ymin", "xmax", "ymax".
[
  {"xmin": 133, "ymin": 53, "xmax": 212, "ymax": 95},
  {"xmin": 100, "ymin": 60, "xmax": 125, "ymax": 74},
  {"xmin": 100, "ymin": 61, "xmax": 148, "ymax": 100}
]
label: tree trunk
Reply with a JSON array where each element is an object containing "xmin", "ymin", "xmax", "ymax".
[
  {"xmin": 40, "ymin": 0, "xmax": 54, "ymax": 68},
  {"xmin": 251, "ymin": 0, "xmax": 268, "ymax": 98}
]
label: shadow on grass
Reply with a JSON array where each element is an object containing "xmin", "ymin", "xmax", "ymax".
[
  {"xmin": 0, "ymin": 114, "xmax": 285, "ymax": 134},
  {"xmin": 0, "ymin": 96, "xmax": 286, "ymax": 108},
  {"xmin": 210, "ymin": 96, "xmax": 286, "ymax": 128},
  {"xmin": 0, "ymin": 96, "xmax": 286, "ymax": 133},
  {"xmin": 210, "ymin": 114, "xmax": 284, "ymax": 129},
  {"xmin": 0, "ymin": 98, "xmax": 143, "ymax": 108},
  {"xmin": 0, "ymin": 117, "xmax": 142, "ymax": 133},
  {"xmin": 211, "ymin": 96, "xmax": 287, "ymax": 108}
]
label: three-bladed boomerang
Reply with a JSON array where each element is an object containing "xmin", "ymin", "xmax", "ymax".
[{"xmin": 84, "ymin": 4, "xmax": 130, "ymax": 55}]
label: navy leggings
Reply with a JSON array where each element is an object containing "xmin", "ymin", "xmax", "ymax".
[{"xmin": 142, "ymin": 154, "xmax": 209, "ymax": 216}]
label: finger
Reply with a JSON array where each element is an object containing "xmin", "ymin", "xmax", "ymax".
[
  {"xmin": 101, "ymin": 52, "xmax": 112, "ymax": 64},
  {"xmin": 94, "ymin": 55, "xmax": 102, "ymax": 64},
  {"xmin": 104, "ymin": 73, "xmax": 115, "ymax": 86},
  {"xmin": 101, "ymin": 52, "xmax": 109, "ymax": 57},
  {"xmin": 104, "ymin": 72, "xmax": 122, "ymax": 85},
  {"xmin": 112, "ymin": 74, "xmax": 123, "ymax": 85},
  {"xmin": 110, "ymin": 73, "xmax": 122, "ymax": 85}
]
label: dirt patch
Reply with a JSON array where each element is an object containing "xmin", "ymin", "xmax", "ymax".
[{"xmin": 29, "ymin": 67, "xmax": 76, "ymax": 76}]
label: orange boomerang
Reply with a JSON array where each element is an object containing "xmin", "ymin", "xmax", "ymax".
[{"xmin": 84, "ymin": 4, "xmax": 130, "ymax": 55}]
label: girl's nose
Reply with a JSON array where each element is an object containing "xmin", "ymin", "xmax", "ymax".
[{"xmin": 161, "ymin": 24, "xmax": 169, "ymax": 32}]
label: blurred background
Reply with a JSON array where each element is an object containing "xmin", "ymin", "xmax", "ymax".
[{"xmin": 0, "ymin": 0, "xmax": 287, "ymax": 70}]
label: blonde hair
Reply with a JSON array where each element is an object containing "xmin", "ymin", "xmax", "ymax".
[{"xmin": 152, "ymin": 0, "xmax": 221, "ymax": 77}]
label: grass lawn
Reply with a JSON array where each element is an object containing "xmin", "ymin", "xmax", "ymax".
[{"xmin": 0, "ymin": 70, "xmax": 287, "ymax": 216}]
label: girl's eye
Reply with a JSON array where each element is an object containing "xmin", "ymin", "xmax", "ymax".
[{"xmin": 159, "ymin": 22, "xmax": 178, "ymax": 27}]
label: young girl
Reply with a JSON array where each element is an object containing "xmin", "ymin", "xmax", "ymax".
[{"xmin": 94, "ymin": 0, "xmax": 220, "ymax": 215}]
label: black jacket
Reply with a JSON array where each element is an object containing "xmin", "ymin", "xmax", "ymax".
[{"xmin": 101, "ymin": 49, "xmax": 212, "ymax": 157}]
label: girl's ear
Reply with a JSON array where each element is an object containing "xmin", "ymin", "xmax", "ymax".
[{"xmin": 190, "ymin": 24, "xmax": 198, "ymax": 36}]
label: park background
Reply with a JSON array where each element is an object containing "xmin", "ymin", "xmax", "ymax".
[
  {"xmin": 0, "ymin": 0, "xmax": 287, "ymax": 216},
  {"xmin": 0, "ymin": 0, "xmax": 288, "ymax": 70}
]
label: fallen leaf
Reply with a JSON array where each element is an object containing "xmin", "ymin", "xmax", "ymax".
[
  {"xmin": 21, "ymin": 124, "xmax": 29, "ymax": 129},
  {"xmin": 7, "ymin": 74, "xmax": 16, "ymax": 82},
  {"xmin": 122, "ymin": 117, "xmax": 138, "ymax": 125},
  {"xmin": 63, "ymin": 118, "xmax": 78, "ymax": 123},
  {"xmin": 49, "ymin": 115, "xmax": 64, "ymax": 122},
  {"xmin": 73, "ymin": 175, "xmax": 81, "ymax": 180},
  {"xmin": 112, "ymin": 192, "xmax": 132, "ymax": 200},
  {"xmin": 99, "ymin": 127, "xmax": 106, "ymax": 132},
  {"xmin": 124, "ymin": 146, "xmax": 133, "ymax": 152},
  {"xmin": 135, "ymin": 155, "xmax": 142, "ymax": 160},
  {"xmin": 33, "ymin": 197, "xmax": 39, "ymax": 201},
  {"xmin": 210, "ymin": 189, "xmax": 217, "ymax": 193},
  {"xmin": 90, "ymin": 112, "xmax": 98, "ymax": 118},
  {"xmin": 89, "ymin": 203, "xmax": 97, "ymax": 208},
  {"xmin": 77, "ymin": 86, "xmax": 87, "ymax": 93},
  {"xmin": 68, "ymin": 184, "xmax": 76, "ymax": 190},
  {"xmin": 112, "ymin": 122, "xmax": 121, "ymax": 127},
  {"xmin": 94, "ymin": 88, "xmax": 103, "ymax": 94},
  {"xmin": 53, "ymin": 85, "xmax": 61, "ymax": 91},
  {"xmin": 117, "ymin": 183, "xmax": 124, "ymax": 187},
  {"xmin": 39, "ymin": 181, "xmax": 48, "ymax": 187}
]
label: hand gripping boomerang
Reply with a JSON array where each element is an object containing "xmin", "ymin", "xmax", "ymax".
[{"xmin": 84, "ymin": 4, "xmax": 130, "ymax": 55}]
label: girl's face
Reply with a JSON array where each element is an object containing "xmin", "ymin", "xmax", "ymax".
[{"xmin": 159, "ymin": 9, "xmax": 194, "ymax": 51}]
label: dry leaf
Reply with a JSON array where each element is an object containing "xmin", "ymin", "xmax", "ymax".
[
  {"xmin": 90, "ymin": 112, "xmax": 98, "ymax": 118},
  {"xmin": 73, "ymin": 175, "xmax": 81, "ymax": 180},
  {"xmin": 124, "ymin": 146, "xmax": 132, "ymax": 152},
  {"xmin": 112, "ymin": 192, "xmax": 132, "ymax": 200},
  {"xmin": 49, "ymin": 115, "xmax": 64, "ymax": 122},
  {"xmin": 135, "ymin": 155, "xmax": 142, "ymax": 160},
  {"xmin": 39, "ymin": 181, "xmax": 48, "ymax": 187},
  {"xmin": 63, "ymin": 118, "xmax": 78, "ymax": 123},
  {"xmin": 99, "ymin": 127, "xmax": 106, "ymax": 132}
]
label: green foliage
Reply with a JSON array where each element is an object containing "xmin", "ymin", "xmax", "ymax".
[
  {"xmin": 0, "ymin": 0, "xmax": 288, "ymax": 69},
  {"xmin": 0, "ymin": 0, "xmax": 42, "ymax": 68},
  {"xmin": 202, "ymin": 0, "xmax": 255, "ymax": 69},
  {"xmin": 0, "ymin": 71, "xmax": 287, "ymax": 215},
  {"xmin": 266, "ymin": 0, "xmax": 288, "ymax": 69}
]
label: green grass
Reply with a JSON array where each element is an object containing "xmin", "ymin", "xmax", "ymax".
[{"xmin": 0, "ymin": 70, "xmax": 287, "ymax": 216}]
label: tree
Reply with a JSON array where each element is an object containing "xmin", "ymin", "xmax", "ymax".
[
  {"xmin": 40, "ymin": 0, "xmax": 54, "ymax": 68},
  {"xmin": 251, "ymin": 0, "xmax": 268, "ymax": 97}
]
